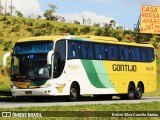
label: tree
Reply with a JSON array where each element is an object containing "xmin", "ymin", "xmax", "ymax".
[
  {"xmin": 103, "ymin": 23, "xmax": 112, "ymax": 36},
  {"xmin": 116, "ymin": 26, "xmax": 123, "ymax": 30},
  {"xmin": 93, "ymin": 23, "xmax": 100, "ymax": 27},
  {"xmin": 103, "ymin": 20, "xmax": 116, "ymax": 36},
  {"xmin": 0, "ymin": 0, "xmax": 3, "ymax": 14},
  {"xmin": 58, "ymin": 16, "xmax": 65, "ymax": 22},
  {"xmin": 95, "ymin": 28, "xmax": 103, "ymax": 36},
  {"xmin": 44, "ymin": 3, "xmax": 58, "ymax": 20},
  {"xmin": 109, "ymin": 20, "xmax": 116, "ymax": 28},
  {"xmin": 5, "ymin": 0, "xmax": 7, "ymax": 14},
  {"xmin": 48, "ymin": 3, "xmax": 57, "ymax": 13},
  {"xmin": 9, "ymin": 0, "xmax": 15, "ymax": 16},
  {"xmin": 37, "ymin": 15, "xmax": 42, "ymax": 19},
  {"xmin": 134, "ymin": 34, "xmax": 153, "ymax": 43},
  {"xmin": 82, "ymin": 15, "xmax": 86, "ymax": 25},
  {"xmin": 15, "ymin": 10, "xmax": 23, "ymax": 17},
  {"xmin": 74, "ymin": 20, "xmax": 80, "ymax": 24}
]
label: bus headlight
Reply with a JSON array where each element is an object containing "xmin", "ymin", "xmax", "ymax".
[
  {"xmin": 39, "ymin": 84, "xmax": 51, "ymax": 88},
  {"xmin": 11, "ymin": 85, "xmax": 19, "ymax": 89}
]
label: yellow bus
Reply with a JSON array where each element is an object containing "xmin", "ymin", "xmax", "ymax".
[{"xmin": 3, "ymin": 35, "xmax": 156, "ymax": 101}]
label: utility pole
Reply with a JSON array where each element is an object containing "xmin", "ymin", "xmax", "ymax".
[
  {"xmin": 10, "ymin": 0, "xmax": 12, "ymax": 15},
  {"xmin": 0, "ymin": 0, "xmax": 1, "ymax": 14},
  {"xmin": 5, "ymin": 0, "xmax": 7, "ymax": 14}
]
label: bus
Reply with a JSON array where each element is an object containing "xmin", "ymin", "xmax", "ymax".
[{"xmin": 2, "ymin": 35, "xmax": 156, "ymax": 101}]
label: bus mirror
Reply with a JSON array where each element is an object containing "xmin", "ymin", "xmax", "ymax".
[
  {"xmin": 47, "ymin": 50, "xmax": 54, "ymax": 65},
  {"xmin": 2, "ymin": 52, "xmax": 11, "ymax": 66}
]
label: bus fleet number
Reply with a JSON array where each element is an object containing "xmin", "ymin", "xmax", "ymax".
[{"xmin": 146, "ymin": 67, "xmax": 154, "ymax": 71}]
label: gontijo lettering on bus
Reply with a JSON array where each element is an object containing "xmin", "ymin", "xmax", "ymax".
[{"xmin": 112, "ymin": 64, "xmax": 137, "ymax": 72}]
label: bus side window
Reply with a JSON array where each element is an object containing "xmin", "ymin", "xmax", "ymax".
[
  {"xmin": 68, "ymin": 41, "xmax": 81, "ymax": 59},
  {"xmin": 105, "ymin": 46, "xmax": 108, "ymax": 60},
  {"xmin": 148, "ymin": 48, "xmax": 154, "ymax": 62},
  {"xmin": 131, "ymin": 47, "xmax": 141, "ymax": 62},
  {"xmin": 82, "ymin": 42, "xmax": 94, "ymax": 59},
  {"xmin": 108, "ymin": 45, "xmax": 118, "ymax": 60},
  {"xmin": 120, "ymin": 46, "xmax": 124, "ymax": 61},
  {"xmin": 68, "ymin": 41, "xmax": 74, "ymax": 59},
  {"xmin": 113, "ymin": 45, "xmax": 119, "ymax": 60},
  {"xmin": 119, "ymin": 46, "xmax": 130, "ymax": 61},
  {"xmin": 141, "ymin": 48, "xmax": 148, "ymax": 62},
  {"xmin": 108, "ymin": 45, "xmax": 113, "ymax": 60},
  {"xmin": 124, "ymin": 46, "xmax": 130, "ymax": 61},
  {"xmin": 95, "ymin": 44, "xmax": 101, "ymax": 59},
  {"xmin": 75, "ymin": 42, "xmax": 81, "ymax": 59},
  {"xmin": 95, "ymin": 44, "xmax": 105, "ymax": 60},
  {"xmin": 72, "ymin": 43, "xmax": 76, "ymax": 58}
]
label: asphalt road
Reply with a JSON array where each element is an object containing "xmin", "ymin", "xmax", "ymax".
[{"xmin": 0, "ymin": 96, "xmax": 160, "ymax": 108}]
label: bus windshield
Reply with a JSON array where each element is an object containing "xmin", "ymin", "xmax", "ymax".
[
  {"xmin": 11, "ymin": 41, "xmax": 53, "ymax": 81},
  {"xmin": 14, "ymin": 41, "xmax": 53, "ymax": 54}
]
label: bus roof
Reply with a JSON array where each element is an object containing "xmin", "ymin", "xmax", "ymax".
[
  {"xmin": 17, "ymin": 35, "xmax": 154, "ymax": 48},
  {"xmin": 17, "ymin": 35, "xmax": 64, "ymax": 42}
]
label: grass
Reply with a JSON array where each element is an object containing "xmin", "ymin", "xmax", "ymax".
[{"xmin": 0, "ymin": 102, "xmax": 160, "ymax": 111}]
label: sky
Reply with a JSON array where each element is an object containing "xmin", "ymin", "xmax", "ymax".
[{"xmin": 1, "ymin": 0, "xmax": 160, "ymax": 29}]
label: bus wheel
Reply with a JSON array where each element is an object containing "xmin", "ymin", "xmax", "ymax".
[
  {"xmin": 135, "ymin": 83, "xmax": 143, "ymax": 99},
  {"xmin": 67, "ymin": 83, "xmax": 79, "ymax": 102},
  {"xmin": 127, "ymin": 83, "xmax": 135, "ymax": 100},
  {"xmin": 120, "ymin": 83, "xmax": 135, "ymax": 100}
]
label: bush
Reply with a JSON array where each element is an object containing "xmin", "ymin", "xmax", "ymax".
[
  {"xmin": 35, "ymin": 22, "xmax": 53, "ymax": 29},
  {"xmin": 0, "ymin": 39, "xmax": 4, "ymax": 44},
  {"xmin": 3, "ymin": 41, "xmax": 12, "ymax": 51},
  {"xmin": 59, "ymin": 25, "xmax": 70, "ymax": 33},
  {"xmin": 0, "ymin": 16, "xmax": 7, "ymax": 21},
  {"xmin": 34, "ymin": 22, "xmax": 54, "ymax": 35},
  {"xmin": 4, "ymin": 20, "xmax": 11, "ymax": 25},
  {"xmin": 25, "ymin": 20, "xmax": 34, "ymax": 26},
  {"xmin": 0, "ymin": 31, "xmax": 4, "ymax": 37},
  {"xmin": 69, "ymin": 27, "xmax": 78, "ymax": 35},
  {"xmin": 135, "ymin": 34, "xmax": 153, "ymax": 43},
  {"xmin": 156, "ymin": 38, "xmax": 160, "ymax": 42},
  {"xmin": 95, "ymin": 28, "xmax": 103, "ymax": 36},
  {"xmin": 10, "ymin": 25, "xmax": 20, "ymax": 32},
  {"xmin": 26, "ymin": 27, "xmax": 33, "ymax": 32},
  {"xmin": 32, "ymin": 29, "xmax": 46, "ymax": 36},
  {"xmin": 80, "ymin": 26, "xmax": 91, "ymax": 34},
  {"xmin": 11, "ymin": 19, "xmax": 18, "ymax": 25},
  {"xmin": 153, "ymin": 42, "xmax": 159, "ymax": 49}
]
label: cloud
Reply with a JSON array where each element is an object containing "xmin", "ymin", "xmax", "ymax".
[
  {"xmin": 92, "ymin": 0, "xmax": 110, "ymax": 3},
  {"xmin": 1, "ymin": 0, "xmax": 41, "ymax": 18},
  {"xmin": 58, "ymin": 11, "xmax": 114, "ymax": 26},
  {"xmin": 69, "ymin": 0, "xmax": 110, "ymax": 3},
  {"xmin": 122, "ymin": 0, "xmax": 160, "ymax": 5}
]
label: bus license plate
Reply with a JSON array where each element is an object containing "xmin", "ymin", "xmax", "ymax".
[{"xmin": 25, "ymin": 91, "xmax": 32, "ymax": 95}]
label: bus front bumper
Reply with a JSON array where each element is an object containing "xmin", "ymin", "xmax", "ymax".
[{"xmin": 11, "ymin": 88, "xmax": 54, "ymax": 96}]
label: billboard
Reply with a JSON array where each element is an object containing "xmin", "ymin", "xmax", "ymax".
[{"xmin": 140, "ymin": 5, "xmax": 160, "ymax": 34}]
